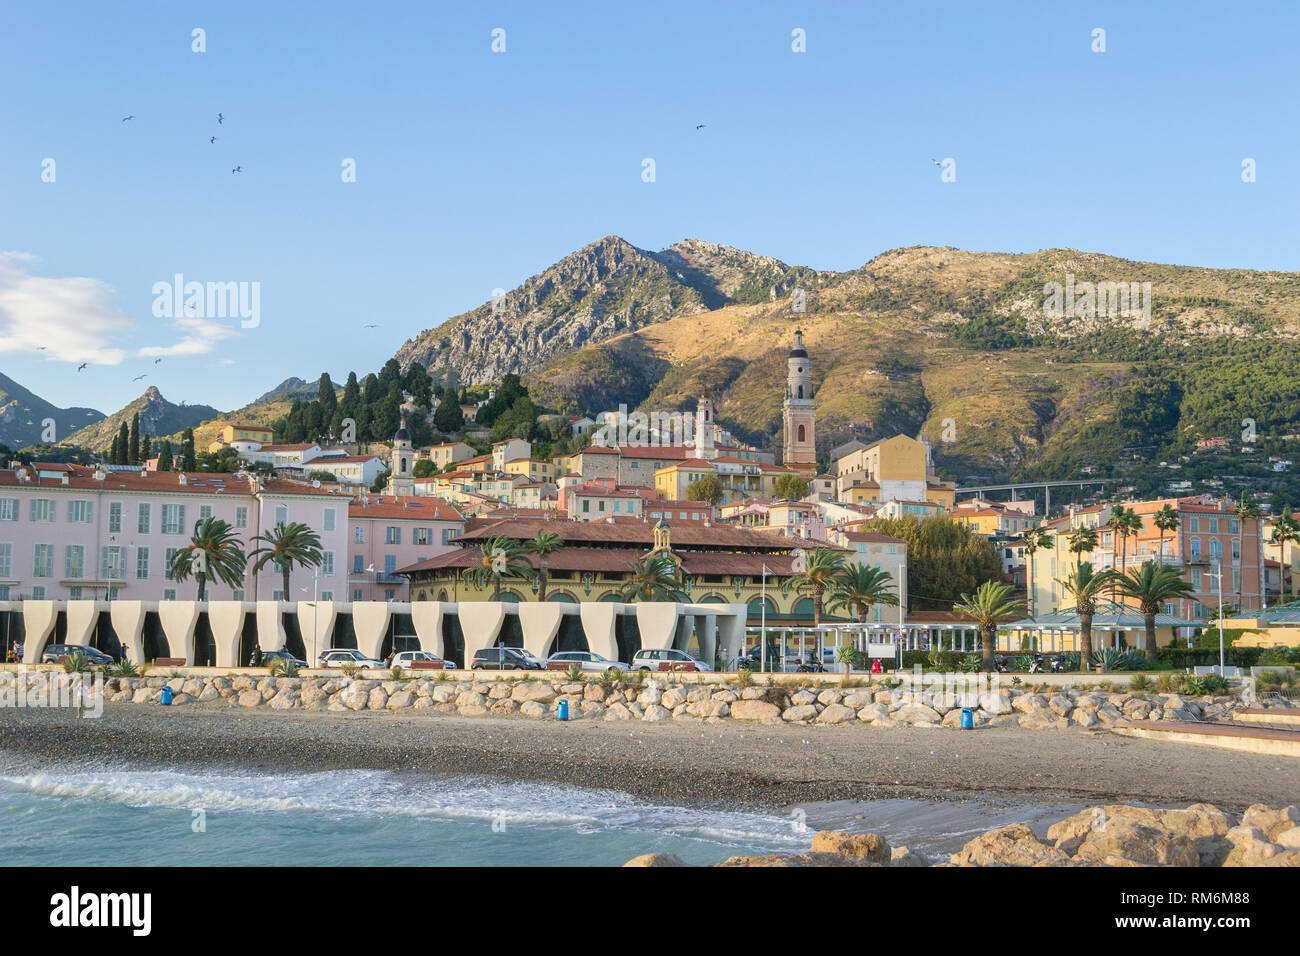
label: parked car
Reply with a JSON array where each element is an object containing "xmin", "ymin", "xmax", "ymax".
[
  {"xmin": 390, "ymin": 650, "xmax": 455, "ymax": 670},
  {"xmin": 260, "ymin": 650, "xmax": 309, "ymax": 669},
  {"xmin": 40, "ymin": 644, "xmax": 115, "ymax": 667},
  {"xmin": 511, "ymin": 647, "xmax": 547, "ymax": 668},
  {"xmin": 470, "ymin": 647, "xmax": 542, "ymax": 670},
  {"xmin": 546, "ymin": 650, "xmax": 622, "ymax": 673},
  {"xmin": 631, "ymin": 648, "xmax": 712, "ymax": 672},
  {"xmin": 317, "ymin": 648, "xmax": 385, "ymax": 669}
]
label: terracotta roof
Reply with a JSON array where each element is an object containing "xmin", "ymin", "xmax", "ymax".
[
  {"xmin": 455, "ymin": 516, "xmax": 800, "ymax": 551},
  {"xmin": 398, "ymin": 546, "xmax": 803, "ymax": 578},
  {"xmin": 348, "ymin": 495, "xmax": 463, "ymax": 521},
  {"xmin": 836, "ymin": 531, "xmax": 907, "ymax": 543},
  {"xmin": 257, "ymin": 443, "xmax": 319, "ymax": 453},
  {"xmin": 0, "ymin": 468, "xmax": 336, "ymax": 497}
]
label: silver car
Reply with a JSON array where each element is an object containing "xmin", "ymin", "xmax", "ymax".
[
  {"xmin": 546, "ymin": 650, "xmax": 622, "ymax": 673},
  {"xmin": 317, "ymin": 648, "xmax": 385, "ymax": 669},
  {"xmin": 631, "ymin": 648, "xmax": 712, "ymax": 673}
]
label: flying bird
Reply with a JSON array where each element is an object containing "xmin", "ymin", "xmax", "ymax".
[
  {"xmin": 132, "ymin": 374, "xmax": 147, "ymax": 381},
  {"xmin": 210, "ymin": 136, "xmax": 217, "ymax": 144},
  {"xmin": 77, "ymin": 363, "xmax": 87, "ymax": 372},
  {"xmin": 154, "ymin": 358, "xmax": 163, "ymax": 364},
  {"xmin": 36, "ymin": 346, "xmax": 47, "ymax": 351},
  {"xmin": 122, "ymin": 115, "xmax": 134, "ymax": 122},
  {"xmin": 231, "ymin": 166, "xmax": 242, "ymax": 174},
  {"xmin": 217, "ymin": 113, "xmax": 223, "ymax": 124},
  {"xmin": 695, "ymin": 124, "xmax": 705, "ymax": 130},
  {"xmin": 931, "ymin": 158, "xmax": 942, "ymax": 166},
  {"xmin": 363, "ymin": 323, "xmax": 378, "ymax": 328}
]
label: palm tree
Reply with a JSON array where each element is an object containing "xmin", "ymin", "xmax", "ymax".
[
  {"xmin": 169, "ymin": 517, "xmax": 246, "ymax": 601},
  {"xmin": 1021, "ymin": 525, "xmax": 1055, "ymax": 618},
  {"xmin": 248, "ymin": 521, "xmax": 323, "ymax": 599},
  {"xmin": 1270, "ymin": 506, "xmax": 1300, "ymax": 602},
  {"xmin": 1060, "ymin": 561, "xmax": 1116, "ymax": 671},
  {"xmin": 952, "ymin": 580, "xmax": 1024, "ymax": 671},
  {"xmin": 525, "ymin": 530, "xmax": 564, "ymax": 600},
  {"xmin": 1115, "ymin": 560, "xmax": 1195, "ymax": 663},
  {"xmin": 619, "ymin": 552, "xmax": 688, "ymax": 602},
  {"xmin": 1152, "ymin": 503, "xmax": 1180, "ymax": 566},
  {"xmin": 1067, "ymin": 526, "xmax": 1099, "ymax": 571},
  {"xmin": 827, "ymin": 563, "xmax": 899, "ymax": 622},
  {"xmin": 790, "ymin": 548, "xmax": 846, "ymax": 627},
  {"xmin": 1105, "ymin": 505, "xmax": 1129, "ymax": 574},
  {"xmin": 469, "ymin": 534, "xmax": 534, "ymax": 600},
  {"xmin": 1233, "ymin": 492, "xmax": 1261, "ymax": 609}
]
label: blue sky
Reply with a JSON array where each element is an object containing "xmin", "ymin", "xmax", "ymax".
[{"xmin": 1, "ymin": 0, "xmax": 1296, "ymax": 414}]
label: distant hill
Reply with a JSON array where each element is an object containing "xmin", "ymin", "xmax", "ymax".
[
  {"xmin": 59, "ymin": 386, "xmax": 218, "ymax": 454},
  {"xmin": 0, "ymin": 371, "xmax": 104, "ymax": 449},
  {"xmin": 384, "ymin": 237, "xmax": 1300, "ymax": 491}
]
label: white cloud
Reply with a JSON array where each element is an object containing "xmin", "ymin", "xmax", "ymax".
[
  {"xmin": 139, "ymin": 316, "xmax": 237, "ymax": 358},
  {"xmin": 0, "ymin": 252, "xmax": 133, "ymax": 364}
]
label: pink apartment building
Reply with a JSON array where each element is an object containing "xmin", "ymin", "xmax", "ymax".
[
  {"xmin": 345, "ymin": 495, "xmax": 464, "ymax": 601},
  {"xmin": 0, "ymin": 463, "xmax": 351, "ymax": 603}
]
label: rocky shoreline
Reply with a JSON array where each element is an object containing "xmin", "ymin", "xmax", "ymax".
[
  {"xmin": 628, "ymin": 802, "xmax": 1300, "ymax": 867},
  {"xmin": 12, "ymin": 670, "xmax": 1288, "ymax": 732}
]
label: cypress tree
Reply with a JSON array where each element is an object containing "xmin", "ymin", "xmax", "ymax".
[{"xmin": 128, "ymin": 413, "xmax": 140, "ymax": 465}]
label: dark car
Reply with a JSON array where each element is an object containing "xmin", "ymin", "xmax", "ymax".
[
  {"xmin": 41, "ymin": 644, "xmax": 115, "ymax": 667},
  {"xmin": 470, "ymin": 647, "xmax": 542, "ymax": 670},
  {"xmin": 260, "ymin": 650, "xmax": 309, "ymax": 669}
]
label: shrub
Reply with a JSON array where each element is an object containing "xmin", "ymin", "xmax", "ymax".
[
  {"xmin": 1128, "ymin": 673, "xmax": 1154, "ymax": 691},
  {"xmin": 565, "ymin": 663, "xmax": 582, "ymax": 681},
  {"xmin": 733, "ymin": 667, "xmax": 755, "ymax": 689},
  {"xmin": 389, "ymin": 666, "xmax": 404, "ymax": 681},
  {"xmin": 107, "ymin": 658, "xmax": 139, "ymax": 678},
  {"xmin": 1090, "ymin": 648, "xmax": 1125, "ymax": 672},
  {"xmin": 1183, "ymin": 674, "xmax": 1231, "ymax": 696},
  {"xmin": 339, "ymin": 662, "xmax": 361, "ymax": 679},
  {"xmin": 62, "ymin": 650, "xmax": 90, "ymax": 673},
  {"xmin": 268, "ymin": 657, "xmax": 299, "ymax": 678}
]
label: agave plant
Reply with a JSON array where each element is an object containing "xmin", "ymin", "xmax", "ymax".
[
  {"xmin": 62, "ymin": 649, "xmax": 90, "ymax": 673},
  {"xmin": 268, "ymin": 657, "xmax": 300, "ymax": 678},
  {"xmin": 1089, "ymin": 647, "xmax": 1125, "ymax": 673}
]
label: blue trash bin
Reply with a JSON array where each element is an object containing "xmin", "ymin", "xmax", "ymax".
[
  {"xmin": 960, "ymin": 707, "xmax": 973, "ymax": 729},
  {"xmin": 160, "ymin": 685, "xmax": 174, "ymax": 706},
  {"xmin": 556, "ymin": 698, "xmax": 569, "ymax": 720}
]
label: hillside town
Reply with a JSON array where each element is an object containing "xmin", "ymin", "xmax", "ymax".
[{"xmin": 4, "ymin": 331, "xmax": 1298, "ymax": 660}]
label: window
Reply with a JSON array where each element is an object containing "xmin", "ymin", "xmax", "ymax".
[
  {"xmin": 414, "ymin": 528, "xmax": 432, "ymax": 545},
  {"xmin": 137, "ymin": 502, "xmax": 151, "ymax": 534},
  {"xmin": 1232, "ymin": 539, "xmax": 1241, "ymax": 561},
  {"xmin": 30, "ymin": 585, "xmax": 46, "ymax": 599},
  {"xmin": 163, "ymin": 588, "xmax": 177, "ymax": 601},
  {"xmin": 164, "ymin": 547, "xmax": 179, "ymax": 580},
  {"xmin": 233, "ymin": 589, "xmax": 245, "ymax": 601},
  {"xmin": 0, "ymin": 543, "xmax": 10, "ymax": 578},
  {"xmin": 68, "ymin": 500, "xmax": 92, "ymax": 523},
  {"xmin": 272, "ymin": 590, "xmax": 284, "ymax": 601},
  {"xmin": 31, "ymin": 499, "xmax": 55, "ymax": 522},
  {"xmin": 1189, "ymin": 517, "xmax": 1200, "ymax": 533},
  {"xmin": 103, "ymin": 546, "xmax": 125, "ymax": 580},
  {"xmin": 0, "ymin": 586, "xmax": 8, "ymax": 600},
  {"xmin": 161, "ymin": 504, "xmax": 185, "ymax": 535},
  {"xmin": 69, "ymin": 586, "xmax": 83, "ymax": 599},
  {"xmin": 136, "ymin": 547, "xmax": 150, "ymax": 580},
  {"xmin": 384, "ymin": 589, "xmax": 395, "ymax": 601},
  {"xmin": 197, "ymin": 504, "xmax": 212, "ymax": 522},
  {"xmin": 353, "ymin": 588, "xmax": 363, "ymax": 601},
  {"xmin": 320, "ymin": 508, "xmax": 336, "ymax": 533},
  {"xmin": 320, "ymin": 591, "xmax": 333, "ymax": 601},
  {"xmin": 234, "ymin": 506, "xmax": 248, "ymax": 529},
  {"xmin": 384, "ymin": 555, "xmax": 397, "ymax": 574},
  {"xmin": 353, "ymin": 525, "xmax": 365, "ymax": 543},
  {"xmin": 442, "ymin": 528, "xmax": 456, "ymax": 545},
  {"xmin": 1230, "ymin": 518, "xmax": 1240, "ymax": 534},
  {"xmin": 65, "ymin": 545, "xmax": 85, "ymax": 578},
  {"xmin": 0, "ymin": 498, "xmax": 16, "ymax": 521},
  {"xmin": 386, "ymin": 526, "xmax": 401, "ymax": 544},
  {"xmin": 353, "ymin": 554, "xmax": 364, "ymax": 574},
  {"xmin": 321, "ymin": 551, "xmax": 335, "ymax": 576},
  {"xmin": 109, "ymin": 502, "xmax": 122, "ymax": 533}
]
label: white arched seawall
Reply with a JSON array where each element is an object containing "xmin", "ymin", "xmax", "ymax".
[
  {"xmin": 352, "ymin": 602, "xmax": 391, "ymax": 662},
  {"xmin": 21, "ymin": 601, "xmax": 59, "ymax": 664},
  {"xmin": 518, "ymin": 602, "xmax": 568, "ymax": 660},
  {"xmin": 579, "ymin": 602, "xmax": 620, "ymax": 662},
  {"xmin": 409, "ymin": 602, "xmax": 446, "ymax": 658},
  {"xmin": 256, "ymin": 601, "xmax": 286, "ymax": 652},
  {"xmin": 635, "ymin": 602, "xmax": 680, "ymax": 652},
  {"xmin": 458, "ymin": 602, "xmax": 506, "ymax": 667},
  {"xmin": 109, "ymin": 601, "xmax": 149, "ymax": 666},
  {"xmin": 207, "ymin": 601, "xmax": 247, "ymax": 668},
  {"xmin": 158, "ymin": 601, "xmax": 201, "ymax": 663}
]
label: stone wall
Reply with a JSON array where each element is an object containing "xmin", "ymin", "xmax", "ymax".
[{"xmin": 10, "ymin": 670, "xmax": 1285, "ymax": 729}]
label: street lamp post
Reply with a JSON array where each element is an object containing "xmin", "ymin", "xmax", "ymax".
[
  {"xmin": 1206, "ymin": 560, "xmax": 1226, "ymax": 676},
  {"xmin": 760, "ymin": 564, "xmax": 768, "ymax": 673}
]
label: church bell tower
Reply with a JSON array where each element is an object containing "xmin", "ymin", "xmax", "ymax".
[{"xmin": 782, "ymin": 330, "xmax": 817, "ymax": 475}]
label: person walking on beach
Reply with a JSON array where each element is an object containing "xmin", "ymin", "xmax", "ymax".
[{"xmin": 871, "ymin": 657, "xmax": 883, "ymax": 675}]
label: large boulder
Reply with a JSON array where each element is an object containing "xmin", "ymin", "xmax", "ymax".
[
  {"xmin": 716, "ymin": 852, "xmax": 879, "ymax": 867},
  {"xmin": 856, "ymin": 703, "xmax": 889, "ymax": 723},
  {"xmin": 782, "ymin": 704, "xmax": 818, "ymax": 722},
  {"xmin": 511, "ymin": 682, "xmax": 557, "ymax": 704},
  {"xmin": 811, "ymin": 831, "xmax": 891, "ymax": 863},
  {"xmin": 624, "ymin": 853, "xmax": 688, "ymax": 867},
  {"xmin": 894, "ymin": 703, "xmax": 942, "ymax": 725},
  {"xmin": 1048, "ymin": 804, "xmax": 1237, "ymax": 865},
  {"xmin": 951, "ymin": 824, "xmax": 1069, "ymax": 866},
  {"xmin": 816, "ymin": 703, "xmax": 856, "ymax": 724},
  {"xmin": 731, "ymin": 699, "xmax": 781, "ymax": 721},
  {"xmin": 1241, "ymin": 805, "xmax": 1300, "ymax": 842},
  {"xmin": 1011, "ymin": 694, "xmax": 1048, "ymax": 714}
]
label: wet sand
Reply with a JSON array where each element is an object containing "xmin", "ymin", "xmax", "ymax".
[{"xmin": 1, "ymin": 703, "xmax": 1296, "ymax": 812}]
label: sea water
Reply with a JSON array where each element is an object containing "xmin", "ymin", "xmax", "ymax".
[{"xmin": 0, "ymin": 754, "xmax": 1092, "ymax": 866}]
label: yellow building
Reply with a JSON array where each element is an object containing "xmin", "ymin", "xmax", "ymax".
[
  {"xmin": 219, "ymin": 423, "xmax": 274, "ymax": 444},
  {"xmin": 504, "ymin": 457, "xmax": 556, "ymax": 483}
]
